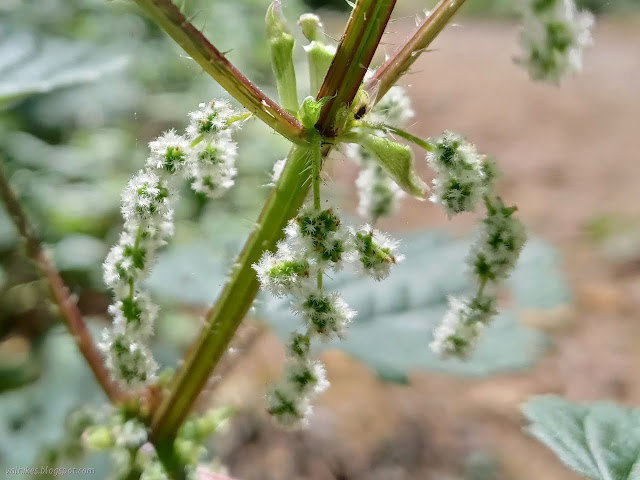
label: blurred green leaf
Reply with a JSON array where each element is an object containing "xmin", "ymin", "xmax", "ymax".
[
  {"xmin": 523, "ymin": 395, "xmax": 640, "ymax": 480},
  {"xmin": 0, "ymin": 326, "xmax": 105, "ymax": 468},
  {"xmin": 0, "ymin": 27, "xmax": 129, "ymax": 106},
  {"xmin": 53, "ymin": 234, "xmax": 105, "ymax": 272}
]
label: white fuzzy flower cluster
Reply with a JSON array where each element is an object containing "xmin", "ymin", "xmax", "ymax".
[
  {"xmin": 102, "ymin": 100, "xmax": 244, "ymax": 388},
  {"xmin": 517, "ymin": 0, "xmax": 594, "ymax": 83},
  {"xmin": 426, "ymin": 131, "xmax": 496, "ymax": 218},
  {"xmin": 426, "ymin": 132, "xmax": 526, "ymax": 358},
  {"xmin": 254, "ymin": 203, "xmax": 402, "ymax": 427},
  {"xmin": 348, "ymin": 143, "xmax": 405, "ymax": 222},
  {"xmin": 345, "ymin": 85, "xmax": 413, "ymax": 222},
  {"xmin": 368, "ymin": 85, "xmax": 415, "ymax": 127},
  {"xmin": 429, "ymin": 177, "xmax": 527, "ymax": 357},
  {"xmin": 186, "ymin": 101, "xmax": 241, "ymax": 198}
]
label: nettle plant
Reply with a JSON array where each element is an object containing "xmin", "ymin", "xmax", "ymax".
[{"xmin": 0, "ymin": 0, "xmax": 604, "ymax": 478}]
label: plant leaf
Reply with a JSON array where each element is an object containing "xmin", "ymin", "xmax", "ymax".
[
  {"xmin": 522, "ymin": 395, "xmax": 640, "ymax": 480},
  {"xmin": 0, "ymin": 27, "xmax": 128, "ymax": 106},
  {"xmin": 357, "ymin": 133, "xmax": 427, "ymax": 199}
]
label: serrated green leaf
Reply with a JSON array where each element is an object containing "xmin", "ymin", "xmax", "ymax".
[
  {"xmin": 0, "ymin": 27, "xmax": 128, "ymax": 106},
  {"xmin": 523, "ymin": 395, "xmax": 640, "ymax": 480}
]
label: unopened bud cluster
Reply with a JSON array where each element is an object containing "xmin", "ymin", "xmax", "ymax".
[
  {"xmin": 517, "ymin": 0, "xmax": 594, "ymax": 83},
  {"xmin": 346, "ymin": 85, "xmax": 414, "ymax": 222},
  {"xmin": 255, "ymin": 203, "xmax": 402, "ymax": 427},
  {"xmin": 427, "ymin": 132, "xmax": 526, "ymax": 358},
  {"xmin": 83, "ymin": 406, "xmax": 232, "ymax": 480},
  {"xmin": 101, "ymin": 100, "xmax": 244, "ymax": 388}
]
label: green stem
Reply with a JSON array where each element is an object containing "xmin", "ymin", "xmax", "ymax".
[
  {"xmin": 365, "ymin": 0, "xmax": 469, "ymax": 100},
  {"xmin": 131, "ymin": 0, "xmax": 305, "ymax": 144},
  {"xmin": 315, "ymin": 0, "xmax": 397, "ymax": 136},
  {"xmin": 310, "ymin": 131, "xmax": 323, "ymax": 290}
]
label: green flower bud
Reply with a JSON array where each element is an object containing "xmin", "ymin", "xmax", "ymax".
[
  {"xmin": 84, "ymin": 426, "xmax": 115, "ymax": 451},
  {"xmin": 299, "ymin": 13, "xmax": 324, "ymax": 42},
  {"xmin": 304, "ymin": 41, "xmax": 336, "ymax": 97},
  {"xmin": 266, "ymin": 1, "xmax": 299, "ymax": 113},
  {"xmin": 299, "ymin": 96, "xmax": 331, "ymax": 130}
]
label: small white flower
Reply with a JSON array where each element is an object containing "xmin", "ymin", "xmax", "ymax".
[
  {"xmin": 292, "ymin": 289, "xmax": 355, "ymax": 339},
  {"xmin": 356, "ymin": 164, "xmax": 405, "ymax": 222},
  {"xmin": 186, "ymin": 100, "xmax": 236, "ymax": 141},
  {"xmin": 108, "ymin": 290, "xmax": 158, "ymax": 340},
  {"xmin": 283, "ymin": 358, "xmax": 330, "ymax": 396},
  {"xmin": 369, "ymin": 85, "xmax": 415, "ymax": 127},
  {"xmin": 517, "ymin": 0, "xmax": 594, "ymax": 83},
  {"xmin": 266, "ymin": 381, "xmax": 313, "ymax": 429},
  {"xmin": 189, "ymin": 135, "xmax": 238, "ymax": 198},
  {"xmin": 253, "ymin": 243, "xmax": 312, "ymax": 297},
  {"xmin": 100, "ymin": 331, "xmax": 158, "ymax": 388},
  {"xmin": 351, "ymin": 225, "xmax": 404, "ymax": 280},
  {"xmin": 468, "ymin": 197, "xmax": 527, "ymax": 285},
  {"xmin": 430, "ymin": 296, "xmax": 483, "ymax": 359},
  {"xmin": 115, "ymin": 419, "xmax": 148, "ymax": 449},
  {"xmin": 146, "ymin": 130, "xmax": 190, "ymax": 175},
  {"xmin": 288, "ymin": 204, "xmax": 351, "ymax": 270},
  {"xmin": 121, "ymin": 170, "xmax": 174, "ymax": 231},
  {"xmin": 426, "ymin": 131, "xmax": 491, "ymax": 217}
]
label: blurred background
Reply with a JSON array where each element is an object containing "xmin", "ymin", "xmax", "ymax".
[{"xmin": 0, "ymin": 0, "xmax": 639, "ymax": 478}]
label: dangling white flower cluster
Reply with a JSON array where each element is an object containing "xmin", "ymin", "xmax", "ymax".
[
  {"xmin": 254, "ymin": 203, "xmax": 402, "ymax": 427},
  {"xmin": 345, "ymin": 85, "xmax": 414, "ymax": 223},
  {"xmin": 101, "ymin": 100, "xmax": 244, "ymax": 388},
  {"xmin": 427, "ymin": 132, "xmax": 527, "ymax": 359},
  {"xmin": 517, "ymin": 0, "xmax": 594, "ymax": 84}
]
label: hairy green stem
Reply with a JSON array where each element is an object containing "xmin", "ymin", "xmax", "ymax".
[
  {"xmin": 315, "ymin": 0, "xmax": 397, "ymax": 136},
  {"xmin": 310, "ymin": 131, "xmax": 323, "ymax": 289},
  {"xmin": 131, "ymin": 0, "xmax": 305, "ymax": 144},
  {"xmin": 150, "ymin": 0, "xmax": 398, "ymax": 444},
  {"xmin": 365, "ymin": 0, "xmax": 468, "ymax": 100}
]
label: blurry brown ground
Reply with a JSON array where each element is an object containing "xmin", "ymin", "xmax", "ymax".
[{"xmin": 211, "ymin": 15, "xmax": 640, "ymax": 480}]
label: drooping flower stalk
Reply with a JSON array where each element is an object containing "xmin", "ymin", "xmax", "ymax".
[{"xmin": 102, "ymin": 100, "xmax": 245, "ymax": 389}]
